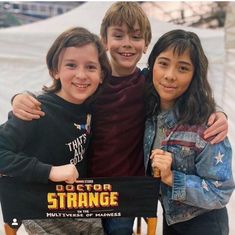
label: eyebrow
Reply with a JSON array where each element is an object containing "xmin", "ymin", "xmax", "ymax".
[
  {"xmin": 110, "ymin": 27, "xmax": 123, "ymax": 32},
  {"xmin": 158, "ymin": 57, "xmax": 192, "ymax": 66},
  {"xmin": 132, "ymin": 29, "xmax": 142, "ymax": 34}
]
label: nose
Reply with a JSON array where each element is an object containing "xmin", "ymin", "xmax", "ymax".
[
  {"xmin": 123, "ymin": 35, "xmax": 132, "ymax": 47},
  {"xmin": 75, "ymin": 68, "xmax": 86, "ymax": 79},
  {"xmin": 164, "ymin": 68, "xmax": 176, "ymax": 81}
]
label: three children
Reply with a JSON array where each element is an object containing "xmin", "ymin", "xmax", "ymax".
[{"xmin": 10, "ymin": 2, "xmax": 230, "ymax": 235}]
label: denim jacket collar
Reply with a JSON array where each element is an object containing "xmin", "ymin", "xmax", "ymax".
[{"xmin": 152, "ymin": 104, "xmax": 177, "ymax": 130}]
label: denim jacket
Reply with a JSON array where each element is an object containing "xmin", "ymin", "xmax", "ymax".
[{"xmin": 144, "ymin": 109, "xmax": 234, "ymax": 225}]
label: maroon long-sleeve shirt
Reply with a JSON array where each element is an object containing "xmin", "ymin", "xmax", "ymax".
[{"xmin": 89, "ymin": 68, "xmax": 145, "ymax": 177}]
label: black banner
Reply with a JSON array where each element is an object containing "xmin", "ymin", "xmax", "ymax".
[{"xmin": 0, "ymin": 176, "xmax": 160, "ymax": 227}]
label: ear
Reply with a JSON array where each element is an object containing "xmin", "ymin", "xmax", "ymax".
[
  {"xmin": 99, "ymin": 72, "xmax": 104, "ymax": 84},
  {"xmin": 101, "ymin": 38, "xmax": 108, "ymax": 51},
  {"xmin": 143, "ymin": 45, "xmax": 148, "ymax": 54},
  {"xmin": 54, "ymin": 73, "xmax": 60, "ymax": 80}
]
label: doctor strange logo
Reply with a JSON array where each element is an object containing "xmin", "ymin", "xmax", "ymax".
[{"xmin": 47, "ymin": 180, "xmax": 119, "ymax": 210}]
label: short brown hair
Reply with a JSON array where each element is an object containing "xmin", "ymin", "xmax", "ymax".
[
  {"xmin": 100, "ymin": 2, "xmax": 152, "ymax": 46},
  {"xmin": 44, "ymin": 27, "xmax": 111, "ymax": 93}
]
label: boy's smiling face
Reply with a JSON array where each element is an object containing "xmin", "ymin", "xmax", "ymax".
[{"xmin": 104, "ymin": 23, "xmax": 147, "ymax": 77}]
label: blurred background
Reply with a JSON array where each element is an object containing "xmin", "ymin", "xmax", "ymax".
[{"xmin": 0, "ymin": 1, "xmax": 228, "ymax": 29}]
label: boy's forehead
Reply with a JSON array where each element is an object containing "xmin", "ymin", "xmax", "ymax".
[{"xmin": 109, "ymin": 22, "xmax": 141, "ymax": 32}]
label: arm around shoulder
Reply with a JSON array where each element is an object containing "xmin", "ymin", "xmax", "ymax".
[{"xmin": 11, "ymin": 91, "xmax": 45, "ymax": 121}]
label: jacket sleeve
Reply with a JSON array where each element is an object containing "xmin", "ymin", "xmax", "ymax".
[
  {"xmin": 172, "ymin": 137, "xmax": 235, "ymax": 209},
  {"xmin": 0, "ymin": 112, "xmax": 51, "ymax": 183}
]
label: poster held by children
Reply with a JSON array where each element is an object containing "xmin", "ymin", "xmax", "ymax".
[{"xmin": 0, "ymin": 176, "xmax": 160, "ymax": 228}]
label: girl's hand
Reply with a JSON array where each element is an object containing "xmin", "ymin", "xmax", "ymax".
[
  {"xmin": 204, "ymin": 112, "xmax": 228, "ymax": 144},
  {"xmin": 150, "ymin": 149, "xmax": 173, "ymax": 186},
  {"xmin": 49, "ymin": 164, "xmax": 79, "ymax": 184},
  {"xmin": 12, "ymin": 93, "xmax": 45, "ymax": 121}
]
